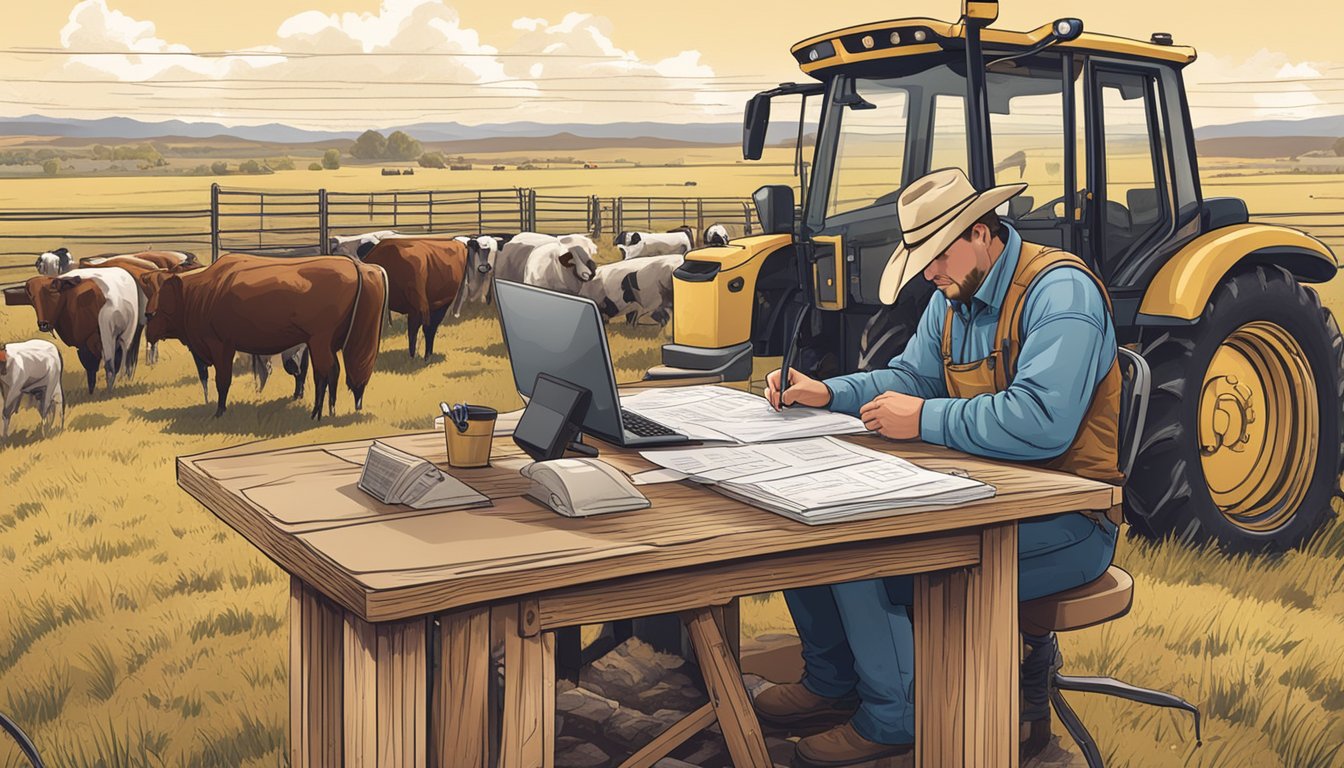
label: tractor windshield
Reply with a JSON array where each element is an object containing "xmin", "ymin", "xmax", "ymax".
[{"xmin": 810, "ymin": 61, "xmax": 969, "ymax": 228}]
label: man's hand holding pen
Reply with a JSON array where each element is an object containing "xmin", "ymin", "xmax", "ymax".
[{"xmin": 765, "ymin": 368, "xmax": 832, "ymax": 411}]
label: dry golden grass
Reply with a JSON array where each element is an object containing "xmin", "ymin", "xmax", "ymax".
[{"xmin": 1, "ymin": 174, "xmax": 1343, "ymax": 766}]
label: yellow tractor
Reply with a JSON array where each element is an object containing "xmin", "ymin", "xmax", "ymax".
[{"xmin": 649, "ymin": 1, "xmax": 1343, "ymax": 552}]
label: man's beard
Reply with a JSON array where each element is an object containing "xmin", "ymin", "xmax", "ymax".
[{"xmin": 941, "ymin": 266, "xmax": 987, "ymax": 303}]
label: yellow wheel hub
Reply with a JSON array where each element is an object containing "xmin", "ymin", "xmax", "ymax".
[{"xmin": 1199, "ymin": 321, "xmax": 1317, "ymax": 532}]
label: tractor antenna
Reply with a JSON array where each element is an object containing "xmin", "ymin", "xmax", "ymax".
[{"xmin": 795, "ymin": 94, "xmax": 810, "ymax": 216}]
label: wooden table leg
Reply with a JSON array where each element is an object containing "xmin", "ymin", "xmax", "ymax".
[
  {"xmin": 432, "ymin": 606, "xmax": 490, "ymax": 768},
  {"xmin": 914, "ymin": 523, "xmax": 1018, "ymax": 768},
  {"xmin": 682, "ymin": 607, "xmax": 771, "ymax": 767},
  {"xmin": 290, "ymin": 577, "xmax": 343, "ymax": 768},
  {"xmin": 496, "ymin": 601, "xmax": 556, "ymax": 768},
  {"xmin": 344, "ymin": 611, "xmax": 429, "ymax": 766},
  {"xmin": 716, "ymin": 598, "xmax": 741, "ymax": 661}
]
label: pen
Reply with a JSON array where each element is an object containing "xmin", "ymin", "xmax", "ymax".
[{"xmin": 778, "ymin": 335, "xmax": 796, "ymax": 412}]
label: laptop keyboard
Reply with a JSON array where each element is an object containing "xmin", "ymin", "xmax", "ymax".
[{"xmin": 621, "ymin": 409, "xmax": 679, "ymax": 438}]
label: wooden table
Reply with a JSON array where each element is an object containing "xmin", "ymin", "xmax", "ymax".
[{"xmin": 177, "ymin": 392, "xmax": 1121, "ymax": 768}]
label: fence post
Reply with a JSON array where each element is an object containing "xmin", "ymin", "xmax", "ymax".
[
  {"xmin": 258, "ymin": 193, "xmax": 265, "ymax": 250},
  {"xmin": 696, "ymin": 199, "xmax": 704, "ymax": 240},
  {"xmin": 393, "ymin": 192, "xmax": 399, "ymax": 229},
  {"xmin": 428, "ymin": 190, "xmax": 434, "ymax": 233},
  {"xmin": 615, "ymin": 198, "xmax": 623, "ymax": 236},
  {"xmin": 209, "ymin": 183, "xmax": 220, "ymax": 263},
  {"xmin": 590, "ymin": 195, "xmax": 601, "ymax": 238},
  {"xmin": 318, "ymin": 188, "xmax": 328, "ymax": 253}
]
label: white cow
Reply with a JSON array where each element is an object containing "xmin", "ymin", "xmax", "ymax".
[
  {"xmin": 521, "ymin": 240, "xmax": 598, "ymax": 294},
  {"xmin": 704, "ymin": 224, "xmax": 730, "ymax": 246},
  {"xmin": 0, "ymin": 340, "xmax": 64, "ymax": 439},
  {"xmin": 619, "ymin": 230, "xmax": 693, "ymax": 260},
  {"xmin": 34, "ymin": 248, "xmax": 73, "ymax": 276},
  {"xmin": 57, "ymin": 268, "xmax": 141, "ymax": 388},
  {"xmin": 579, "ymin": 254, "xmax": 682, "ymax": 327},
  {"xmin": 496, "ymin": 232, "xmax": 596, "ymax": 285},
  {"xmin": 328, "ymin": 230, "xmax": 401, "ymax": 258}
]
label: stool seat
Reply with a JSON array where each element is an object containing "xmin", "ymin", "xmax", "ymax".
[{"xmin": 1020, "ymin": 566, "xmax": 1134, "ymax": 636}]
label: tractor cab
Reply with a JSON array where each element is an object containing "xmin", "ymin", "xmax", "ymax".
[{"xmin": 653, "ymin": 2, "xmax": 1344, "ymax": 553}]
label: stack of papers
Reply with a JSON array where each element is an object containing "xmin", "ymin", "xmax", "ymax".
[
  {"xmin": 621, "ymin": 385, "xmax": 868, "ymax": 444},
  {"xmin": 639, "ymin": 436, "xmax": 994, "ymax": 525}
]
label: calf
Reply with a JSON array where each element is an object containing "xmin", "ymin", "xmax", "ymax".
[
  {"xmin": 240, "ymin": 343, "xmax": 309, "ymax": 399},
  {"xmin": 0, "ymin": 340, "xmax": 64, "ymax": 439},
  {"xmin": 450, "ymin": 235, "xmax": 501, "ymax": 316},
  {"xmin": 145, "ymin": 254, "xmax": 388, "ymax": 419},
  {"xmin": 361, "ymin": 238, "xmax": 467, "ymax": 359},
  {"xmin": 580, "ymin": 254, "xmax": 681, "ymax": 327},
  {"xmin": 618, "ymin": 229, "xmax": 693, "ymax": 260},
  {"xmin": 35, "ymin": 248, "xmax": 73, "ymax": 276},
  {"xmin": 704, "ymin": 223, "xmax": 730, "ymax": 246},
  {"xmin": 4, "ymin": 270, "xmax": 138, "ymax": 393}
]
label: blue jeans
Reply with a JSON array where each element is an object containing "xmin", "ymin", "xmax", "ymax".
[{"xmin": 782, "ymin": 512, "xmax": 1119, "ymax": 745}]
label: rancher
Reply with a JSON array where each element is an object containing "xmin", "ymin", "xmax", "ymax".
[{"xmin": 761, "ymin": 166, "xmax": 1123, "ymax": 767}]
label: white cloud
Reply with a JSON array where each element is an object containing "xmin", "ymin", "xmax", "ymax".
[
  {"xmin": 1186, "ymin": 48, "xmax": 1334, "ymax": 123},
  {"xmin": 12, "ymin": 0, "xmax": 746, "ymax": 129}
]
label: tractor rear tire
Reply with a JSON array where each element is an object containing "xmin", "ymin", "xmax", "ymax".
[
  {"xmin": 1126, "ymin": 265, "xmax": 1344, "ymax": 552},
  {"xmin": 858, "ymin": 276, "xmax": 936, "ymax": 372}
]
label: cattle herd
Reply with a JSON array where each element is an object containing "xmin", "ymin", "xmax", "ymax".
[{"xmin": 0, "ymin": 223, "xmax": 733, "ymax": 438}]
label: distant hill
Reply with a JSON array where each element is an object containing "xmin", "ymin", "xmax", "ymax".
[
  {"xmin": 1194, "ymin": 115, "xmax": 1344, "ymax": 140},
  {"xmin": 1196, "ymin": 136, "xmax": 1338, "ymax": 158},
  {"xmin": 0, "ymin": 114, "xmax": 786, "ymax": 147},
  {"xmin": 422, "ymin": 132, "xmax": 734, "ymax": 153}
]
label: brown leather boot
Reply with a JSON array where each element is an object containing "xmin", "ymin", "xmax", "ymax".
[
  {"xmin": 793, "ymin": 722, "xmax": 913, "ymax": 767},
  {"xmin": 753, "ymin": 682, "xmax": 860, "ymax": 734}
]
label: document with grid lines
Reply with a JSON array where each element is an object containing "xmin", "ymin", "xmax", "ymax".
[{"xmin": 639, "ymin": 436, "xmax": 994, "ymax": 525}]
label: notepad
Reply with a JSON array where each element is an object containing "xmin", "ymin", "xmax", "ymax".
[{"xmin": 358, "ymin": 440, "xmax": 492, "ymax": 510}]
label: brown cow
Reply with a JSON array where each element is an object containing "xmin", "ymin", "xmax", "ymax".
[
  {"xmin": 80, "ymin": 250, "xmax": 198, "ymax": 271},
  {"xmin": 3, "ymin": 276, "xmax": 112, "ymax": 393},
  {"xmin": 144, "ymin": 253, "xmax": 388, "ymax": 418},
  {"xmin": 361, "ymin": 238, "xmax": 468, "ymax": 359}
]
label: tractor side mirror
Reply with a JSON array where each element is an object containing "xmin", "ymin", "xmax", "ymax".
[
  {"xmin": 753, "ymin": 185, "xmax": 796, "ymax": 236},
  {"xmin": 743, "ymin": 93, "xmax": 771, "ymax": 161}
]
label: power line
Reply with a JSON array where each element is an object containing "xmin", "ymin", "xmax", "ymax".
[
  {"xmin": 0, "ymin": 74, "xmax": 775, "ymax": 85},
  {"xmin": 4, "ymin": 46, "xmax": 631, "ymax": 60}
]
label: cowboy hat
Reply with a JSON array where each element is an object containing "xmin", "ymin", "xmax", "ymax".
[{"xmin": 878, "ymin": 167, "xmax": 1026, "ymax": 305}]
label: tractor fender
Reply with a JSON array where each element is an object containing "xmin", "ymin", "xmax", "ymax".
[
  {"xmin": 671, "ymin": 234, "xmax": 792, "ymax": 349},
  {"xmin": 1137, "ymin": 223, "xmax": 1339, "ymax": 324}
]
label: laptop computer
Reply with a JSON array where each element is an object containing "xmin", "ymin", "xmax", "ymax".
[{"xmin": 493, "ymin": 279, "xmax": 691, "ymax": 448}]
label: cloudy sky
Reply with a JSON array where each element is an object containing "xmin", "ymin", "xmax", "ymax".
[{"xmin": 0, "ymin": 0, "xmax": 1340, "ymax": 129}]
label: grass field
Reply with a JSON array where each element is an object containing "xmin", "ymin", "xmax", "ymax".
[{"xmin": 1, "ymin": 168, "xmax": 1343, "ymax": 766}]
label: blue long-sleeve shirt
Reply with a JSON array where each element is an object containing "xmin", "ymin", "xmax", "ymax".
[{"xmin": 825, "ymin": 225, "xmax": 1117, "ymax": 461}]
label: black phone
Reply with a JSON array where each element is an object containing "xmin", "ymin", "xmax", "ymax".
[{"xmin": 512, "ymin": 372, "xmax": 593, "ymax": 461}]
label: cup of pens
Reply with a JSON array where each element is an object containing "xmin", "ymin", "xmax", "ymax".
[{"xmin": 441, "ymin": 402, "xmax": 497, "ymax": 468}]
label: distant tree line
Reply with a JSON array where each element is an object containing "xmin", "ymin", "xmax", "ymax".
[{"xmin": 350, "ymin": 130, "xmax": 422, "ymax": 161}]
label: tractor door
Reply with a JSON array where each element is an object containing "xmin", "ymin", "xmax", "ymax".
[
  {"xmin": 984, "ymin": 53, "xmax": 1079, "ymax": 252},
  {"xmin": 1083, "ymin": 62, "xmax": 1178, "ymax": 284}
]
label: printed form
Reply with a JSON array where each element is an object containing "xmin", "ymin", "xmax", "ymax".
[{"xmin": 621, "ymin": 385, "xmax": 868, "ymax": 444}]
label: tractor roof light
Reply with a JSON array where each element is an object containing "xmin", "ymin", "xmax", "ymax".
[{"xmin": 1052, "ymin": 18, "xmax": 1083, "ymax": 42}]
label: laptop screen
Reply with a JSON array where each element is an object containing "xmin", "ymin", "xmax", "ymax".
[{"xmin": 492, "ymin": 279, "xmax": 624, "ymax": 442}]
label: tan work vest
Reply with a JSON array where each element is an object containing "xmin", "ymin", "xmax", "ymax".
[{"xmin": 938, "ymin": 241, "xmax": 1125, "ymax": 494}]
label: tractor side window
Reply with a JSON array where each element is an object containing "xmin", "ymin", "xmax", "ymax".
[
  {"xmin": 929, "ymin": 94, "xmax": 968, "ymax": 174},
  {"xmin": 1097, "ymin": 69, "xmax": 1171, "ymax": 267}
]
